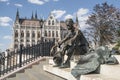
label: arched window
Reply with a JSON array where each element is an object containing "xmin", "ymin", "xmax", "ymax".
[
  {"xmin": 15, "ymin": 39, "xmax": 18, "ymax": 42},
  {"xmin": 48, "ymin": 20, "xmax": 51, "ymax": 25},
  {"xmin": 37, "ymin": 32, "xmax": 40, "ymax": 38},
  {"xmin": 52, "ymin": 31, "xmax": 54, "ymax": 37},
  {"xmin": 21, "ymin": 39, "xmax": 24, "ymax": 42},
  {"xmin": 21, "ymin": 31, "xmax": 24, "ymax": 37},
  {"xmin": 49, "ymin": 31, "xmax": 51, "ymax": 37},
  {"xmin": 26, "ymin": 40, "xmax": 30, "ymax": 42},
  {"xmin": 56, "ymin": 31, "xmax": 58, "ymax": 37},
  {"xmin": 14, "ymin": 44, "xmax": 18, "ymax": 48},
  {"xmin": 26, "ymin": 44, "xmax": 30, "ymax": 47},
  {"xmin": 15, "ymin": 30, "xmax": 18, "ymax": 37},
  {"xmin": 52, "ymin": 20, "xmax": 54, "ymax": 25},
  {"xmin": 32, "ymin": 31, "xmax": 35, "ymax": 38},
  {"xmin": 45, "ymin": 30, "xmax": 47, "ymax": 36},
  {"xmin": 26, "ymin": 31, "xmax": 30, "ymax": 37}
]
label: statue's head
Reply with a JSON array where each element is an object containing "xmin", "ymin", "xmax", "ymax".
[{"xmin": 65, "ymin": 18, "xmax": 74, "ymax": 30}]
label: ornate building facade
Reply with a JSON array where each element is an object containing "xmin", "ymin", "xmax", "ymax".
[{"xmin": 13, "ymin": 10, "xmax": 68, "ymax": 49}]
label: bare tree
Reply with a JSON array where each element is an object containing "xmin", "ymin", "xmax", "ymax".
[{"xmin": 86, "ymin": 2, "xmax": 120, "ymax": 46}]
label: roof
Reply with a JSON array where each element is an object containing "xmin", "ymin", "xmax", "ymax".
[{"xmin": 19, "ymin": 18, "xmax": 40, "ymax": 27}]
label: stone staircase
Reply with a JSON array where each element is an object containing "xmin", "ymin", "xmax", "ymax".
[
  {"xmin": 44, "ymin": 55, "xmax": 120, "ymax": 80},
  {"xmin": 5, "ymin": 55, "xmax": 120, "ymax": 80},
  {"xmin": 6, "ymin": 58, "xmax": 65, "ymax": 80}
]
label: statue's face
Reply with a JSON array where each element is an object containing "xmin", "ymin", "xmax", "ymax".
[{"xmin": 66, "ymin": 19, "xmax": 73, "ymax": 30}]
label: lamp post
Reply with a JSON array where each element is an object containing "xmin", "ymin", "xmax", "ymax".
[
  {"xmin": 40, "ymin": 19, "xmax": 44, "ymax": 42},
  {"xmin": 39, "ymin": 19, "xmax": 44, "ymax": 57}
]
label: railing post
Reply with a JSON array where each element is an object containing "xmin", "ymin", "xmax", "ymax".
[{"xmin": 19, "ymin": 45, "xmax": 22, "ymax": 67}]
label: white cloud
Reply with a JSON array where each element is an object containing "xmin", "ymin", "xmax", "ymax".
[
  {"xmin": 53, "ymin": 0, "xmax": 59, "ymax": 2},
  {"xmin": 44, "ymin": 0, "xmax": 49, "ymax": 2},
  {"xmin": 64, "ymin": 14, "xmax": 73, "ymax": 20},
  {"xmin": 6, "ymin": 2, "xmax": 10, "ymax": 5},
  {"xmin": 76, "ymin": 8, "xmax": 89, "ymax": 30},
  {"xmin": 28, "ymin": 0, "xmax": 44, "ymax": 5},
  {"xmin": 77, "ymin": 8, "xmax": 89, "ymax": 16},
  {"xmin": 0, "ymin": 16, "xmax": 12, "ymax": 27},
  {"xmin": 51, "ymin": 10, "xmax": 66, "ymax": 19},
  {"xmin": 3, "ymin": 35, "xmax": 12, "ymax": 40},
  {"xmin": 0, "ymin": 0, "xmax": 8, "ymax": 2},
  {"xmin": 14, "ymin": 3, "xmax": 23, "ymax": 7},
  {"xmin": 0, "ymin": 43, "xmax": 3, "ymax": 46}
]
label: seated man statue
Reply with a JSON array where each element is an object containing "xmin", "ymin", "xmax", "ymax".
[{"xmin": 51, "ymin": 18, "xmax": 89, "ymax": 68}]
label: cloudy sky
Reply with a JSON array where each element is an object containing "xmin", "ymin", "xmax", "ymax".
[{"xmin": 0, "ymin": 0, "xmax": 120, "ymax": 51}]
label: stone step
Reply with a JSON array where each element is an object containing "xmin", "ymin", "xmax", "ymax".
[
  {"xmin": 44, "ymin": 64, "xmax": 120, "ymax": 80},
  {"xmin": 43, "ymin": 65, "xmax": 76, "ymax": 80},
  {"xmin": 100, "ymin": 64, "xmax": 120, "ymax": 79},
  {"xmin": 81, "ymin": 74, "xmax": 120, "ymax": 80},
  {"xmin": 6, "ymin": 77, "xmax": 16, "ymax": 80},
  {"xmin": 33, "ymin": 65, "xmax": 65, "ymax": 80},
  {"xmin": 16, "ymin": 73, "xmax": 30, "ymax": 80},
  {"xmin": 114, "ymin": 55, "xmax": 120, "ymax": 63},
  {"xmin": 25, "ymin": 68, "xmax": 56, "ymax": 80}
]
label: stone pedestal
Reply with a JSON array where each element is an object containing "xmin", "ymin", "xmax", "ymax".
[{"xmin": 43, "ymin": 58, "xmax": 120, "ymax": 80}]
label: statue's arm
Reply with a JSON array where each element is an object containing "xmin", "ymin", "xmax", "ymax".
[
  {"xmin": 58, "ymin": 33, "xmax": 71, "ymax": 45},
  {"xmin": 70, "ymin": 29, "xmax": 79, "ymax": 42}
]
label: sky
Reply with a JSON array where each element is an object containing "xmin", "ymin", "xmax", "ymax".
[{"xmin": 0, "ymin": 0, "xmax": 120, "ymax": 51}]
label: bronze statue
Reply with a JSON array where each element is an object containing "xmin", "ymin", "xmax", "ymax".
[
  {"xmin": 51, "ymin": 18, "xmax": 89, "ymax": 68},
  {"xmin": 50, "ymin": 19, "xmax": 119, "ymax": 80}
]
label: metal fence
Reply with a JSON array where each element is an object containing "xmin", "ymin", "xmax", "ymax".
[{"xmin": 0, "ymin": 41, "xmax": 54, "ymax": 77}]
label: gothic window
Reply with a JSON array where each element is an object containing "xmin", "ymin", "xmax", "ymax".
[
  {"xmin": 49, "ymin": 31, "xmax": 51, "ymax": 37},
  {"xmin": 52, "ymin": 31, "xmax": 54, "ymax": 37},
  {"xmin": 21, "ymin": 39, "xmax": 24, "ymax": 42},
  {"xmin": 26, "ymin": 44, "xmax": 30, "ymax": 47},
  {"xmin": 14, "ymin": 44, "xmax": 18, "ymax": 48},
  {"xmin": 52, "ymin": 20, "xmax": 54, "ymax": 25},
  {"xmin": 26, "ymin": 40, "xmax": 30, "ymax": 42},
  {"xmin": 21, "ymin": 31, "xmax": 24, "ymax": 37},
  {"xmin": 50, "ymin": 16, "xmax": 52, "ymax": 19},
  {"xmin": 56, "ymin": 31, "xmax": 58, "ymax": 37},
  {"xmin": 26, "ymin": 31, "xmax": 30, "ymax": 37},
  {"xmin": 32, "ymin": 40, "xmax": 35, "ymax": 42},
  {"xmin": 32, "ymin": 40, "xmax": 35, "ymax": 45},
  {"xmin": 15, "ymin": 39, "xmax": 18, "ymax": 42},
  {"xmin": 37, "ymin": 32, "xmax": 40, "ymax": 38},
  {"xmin": 45, "ymin": 30, "xmax": 47, "ymax": 36},
  {"xmin": 32, "ymin": 31, "xmax": 35, "ymax": 38},
  {"xmin": 21, "ymin": 44, "xmax": 24, "ymax": 47},
  {"xmin": 15, "ymin": 30, "xmax": 18, "ymax": 37},
  {"xmin": 48, "ymin": 20, "xmax": 51, "ymax": 25}
]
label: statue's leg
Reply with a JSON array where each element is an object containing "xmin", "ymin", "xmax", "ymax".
[{"xmin": 59, "ymin": 46, "xmax": 74, "ymax": 68}]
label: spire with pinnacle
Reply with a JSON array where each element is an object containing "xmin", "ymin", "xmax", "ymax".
[
  {"xmin": 31, "ymin": 12, "xmax": 34, "ymax": 19},
  {"xmin": 35, "ymin": 10, "xmax": 38, "ymax": 19},
  {"xmin": 76, "ymin": 13, "xmax": 79, "ymax": 28},
  {"xmin": 15, "ymin": 9, "xmax": 19, "ymax": 23}
]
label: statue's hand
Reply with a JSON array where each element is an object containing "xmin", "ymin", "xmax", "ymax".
[
  {"xmin": 57, "ymin": 41, "xmax": 62, "ymax": 48},
  {"xmin": 50, "ymin": 45, "xmax": 56, "ymax": 56}
]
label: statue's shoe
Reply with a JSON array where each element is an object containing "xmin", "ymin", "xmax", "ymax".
[
  {"xmin": 53, "ymin": 64, "xmax": 60, "ymax": 67},
  {"xmin": 59, "ymin": 64, "xmax": 70, "ymax": 68}
]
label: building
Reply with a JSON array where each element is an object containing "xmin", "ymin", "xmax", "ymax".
[{"xmin": 13, "ymin": 10, "xmax": 69, "ymax": 50}]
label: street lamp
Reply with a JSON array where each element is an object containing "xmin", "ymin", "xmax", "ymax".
[{"xmin": 40, "ymin": 19, "xmax": 44, "ymax": 41}]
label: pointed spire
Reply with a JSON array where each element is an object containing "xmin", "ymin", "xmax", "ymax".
[
  {"xmin": 31, "ymin": 11, "xmax": 34, "ymax": 19},
  {"xmin": 15, "ymin": 9, "xmax": 19, "ymax": 23},
  {"xmin": 35, "ymin": 10, "xmax": 38, "ymax": 19},
  {"xmin": 76, "ymin": 13, "xmax": 79, "ymax": 28}
]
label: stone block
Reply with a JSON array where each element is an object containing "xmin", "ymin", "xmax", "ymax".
[
  {"xmin": 114, "ymin": 55, "xmax": 120, "ymax": 63},
  {"xmin": 100, "ymin": 64, "xmax": 120, "ymax": 79}
]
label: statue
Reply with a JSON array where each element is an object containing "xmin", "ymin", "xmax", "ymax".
[
  {"xmin": 50, "ymin": 18, "xmax": 119, "ymax": 80},
  {"xmin": 71, "ymin": 46, "xmax": 119, "ymax": 79},
  {"xmin": 50, "ymin": 18, "xmax": 89, "ymax": 68}
]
